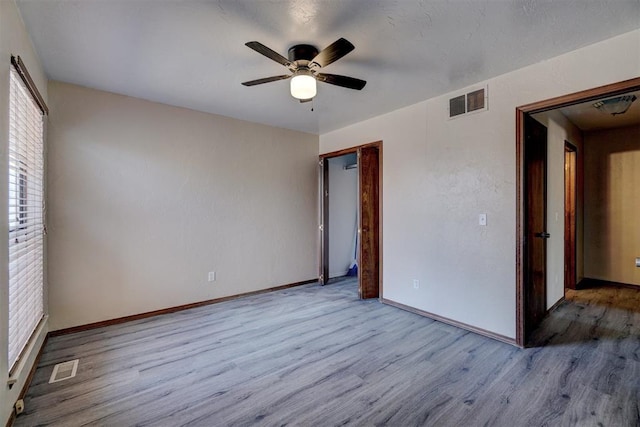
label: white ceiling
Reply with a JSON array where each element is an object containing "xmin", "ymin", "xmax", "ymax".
[
  {"xmin": 16, "ymin": 0, "xmax": 640, "ymax": 135},
  {"xmin": 560, "ymin": 91, "xmax": 640, "ymax": 131}
]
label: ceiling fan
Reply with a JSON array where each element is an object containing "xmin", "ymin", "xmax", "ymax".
[{"xmin": 241, "ymin": 38, "xmax": 366, "ymax": 102}]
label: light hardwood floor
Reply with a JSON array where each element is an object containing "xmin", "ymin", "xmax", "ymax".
[{"xmin": 14, "ymin": 280, "xmax": 640, "ymax": 426}]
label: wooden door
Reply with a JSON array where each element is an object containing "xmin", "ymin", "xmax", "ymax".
[
  {"xmin": 564, "ymin": 144, "xmax": 577, "ymax": 290},
  {"xmin": 524, "ymin": 115, "xmax": 548, "ymax": 339},
  {"xmin": 359, "ymin": 146, "xmax": 380, "ymax": 299},
  {"xmin": 319, "ymin": 158, "xmax": 329, "ymax": 285}
]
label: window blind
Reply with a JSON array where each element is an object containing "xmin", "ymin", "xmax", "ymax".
[{"xmin": 8, "ymin": 64, "xmax": 45, "ymax": 372}]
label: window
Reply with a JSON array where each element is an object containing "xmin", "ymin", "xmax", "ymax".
[{"xmin": 8, "ymin": 57, "xmax": 46, "ymax": 372}]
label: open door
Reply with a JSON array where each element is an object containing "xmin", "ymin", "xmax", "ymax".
[
  {"xmin": 319, "ymin": 158, "xmax": 329, "ymax": 285},
  {"xmin": 564, "ymin": 143, "xmax": 577, "ymax": 290},
  {"xmin": 358, "ymin": 145, "xmax": 380, "ymax": 299},
  {"xmin": 524, "ymin": 114, "xmax": 548, "ymax": 340}
]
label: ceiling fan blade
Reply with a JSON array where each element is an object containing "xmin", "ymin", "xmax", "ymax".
[
  {"xmin": 245, "ymin": 41, "xmax": 291, "ymax": 67},
  {"xmin": 311, "ymin": 38, "xmax": 354, "ymax": 68},
  {"xmin": 316, "ymin": 73, "xmax": 366, "ymax": 90},
  {"xmin": 241, "ymin": 75, "xmax": 291, "ymax": 86}
]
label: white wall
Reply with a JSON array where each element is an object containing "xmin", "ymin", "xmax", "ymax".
[
  {"xmin": 320, "ymin": 30, "xmax": 640, "ymax": 339},
  {"xmin": 47, "ymin": 82, "xmax": 318, "ymax": 330},
  {"xmin": 532, "ymin": 110, "xmax": 584, "ymax": 308},
  {"xmin": 0, "ymin": 1, "xmax": 49, "ymax": 423},
  {"xmin": 584, "ymin": 124, "xmax": 640, "ymax": 286},
  {"xmin": 328, "ymin": 154, "xmax": 358, "ymax": 278}
]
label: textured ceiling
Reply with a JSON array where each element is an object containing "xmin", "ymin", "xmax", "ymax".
[
  {"xmin": 16, "ymin": 0, "xmax": 640, "ymax": 135},
  {"xmin": 560, "ymin": 91, "xmax": 640, "ymax": 131}
]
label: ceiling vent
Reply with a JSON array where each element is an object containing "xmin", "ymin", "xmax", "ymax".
[
  {"xmin": 449, "ymin": 86, "xmax": 488, "ymax": 119},
  {"xmin": 49, "ymin": 359, "xmax": 79, "ymax": 383}
]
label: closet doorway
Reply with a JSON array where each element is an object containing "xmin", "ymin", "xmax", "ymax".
[{"xmin": 319, "ymin": 141, "xmax": 382, "ymax": 299}]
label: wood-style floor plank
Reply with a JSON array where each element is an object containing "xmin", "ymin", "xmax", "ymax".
[{"xmin": 15, "ymin": 280, "xmax": 640, "ymax": 426}]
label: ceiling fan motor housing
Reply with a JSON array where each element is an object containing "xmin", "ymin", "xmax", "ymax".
[{"xmin": 288, "ymin": 44, "xmax": 319, "ymax": 62}]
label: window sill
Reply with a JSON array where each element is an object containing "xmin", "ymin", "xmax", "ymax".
[{"xmin": 7, "ymin": 315, "xmax": 48, "ymax": 389}]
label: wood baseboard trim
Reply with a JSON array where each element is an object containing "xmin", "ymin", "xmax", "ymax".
[
  {"xmin": 5, "ymin": 334, "xmax": 49, "ymax": 427},
  {"xmin": 50, "ymin": 279, "xmax": 318, "ymax": 337},
  {"xmin": 381, "ymin": 298, "xmax": 518, "ymax": 347},
  {"xmin": 547, "ymin": 296, "xmax": 565, "ymax": 313},
  {"xmin": 577, "ymin": 277, "xmax": 639, "ymax": 291}
]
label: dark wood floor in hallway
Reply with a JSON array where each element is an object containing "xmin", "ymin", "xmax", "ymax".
[{"xmin": 15, "ymin": 280, "xmax": 640, "ymax": 427}]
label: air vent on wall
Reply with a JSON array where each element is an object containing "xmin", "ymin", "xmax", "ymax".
[
  {"xmin": 49, "ymin": 359, "xmax": 79, "ymax": 383},
  {"xmin": 449, "ymin": 86, "xmax": 488, "ymax": 118}
]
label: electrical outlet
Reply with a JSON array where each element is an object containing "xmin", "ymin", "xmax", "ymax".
[
  {"xmin": 208, "ymin": 272, "xmax": 216, "ymax": 282},
  {"xmin": 15, "ymin": 399, "xmax": 24, "ymax": 415},
  {"xmin": 479, "ymin": 213, "xmax": 487, "ymax": 226},
  {"xmin": 413, "ymin": 279, "xmax": 420, "ymax": 289}
]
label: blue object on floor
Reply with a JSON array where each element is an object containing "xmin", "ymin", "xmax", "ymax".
[{"xmin": 347, "ymin": 264, "xmax": 358, "ymax": 276}]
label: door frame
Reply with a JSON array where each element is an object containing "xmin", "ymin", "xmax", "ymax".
[
  {"xmin": 319, "ymin": 140, "xmax": 383, "ymax": 299},
  {"xmin": 515, "ymin": 77, "xmax": 640, "ymax": 347}
]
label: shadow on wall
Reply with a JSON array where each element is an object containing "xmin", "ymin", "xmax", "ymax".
[{"xmin": 584, "ymin": 125, "xmax": 640, "ymax": 286}]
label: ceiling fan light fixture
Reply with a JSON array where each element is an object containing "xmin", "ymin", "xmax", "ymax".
[
  {"xmin": 243, "ymin": 39, "xmax": 365, "ymax": 101},
  {"xmin": 290, "ymin": 72, "xmax": 316, "ymax": 100},
  {"xmin": 592, "ymin": 95, "xmax": 637, "ymax": 116}
]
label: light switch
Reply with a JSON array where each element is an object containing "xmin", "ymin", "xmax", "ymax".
[{"xmin": 479, "ymin": 213, "xmax": 487, "ymax": 226}]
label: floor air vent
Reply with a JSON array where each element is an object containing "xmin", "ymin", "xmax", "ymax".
[{"xmin": 49, "ymin": 359, "xmax": 79, "ymax": 383}]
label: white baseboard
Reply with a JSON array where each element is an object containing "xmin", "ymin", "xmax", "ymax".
[{"xmin": 329, "ymin": 270, "xmax": 349, "ymax": 279}]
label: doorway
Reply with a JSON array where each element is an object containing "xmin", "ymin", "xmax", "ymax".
[
  {"xmin": 319, "ymin": 141, "xmax": 382, "ymax": 299},
  {"xmin": 516, "ymin": 77, "xmax": 640, "ymax": 347},
  {"xmin": 324, "ymin": 153, "xmax": 358, "ymax": 287},
  {"xmin": 564, "ymin": 143, "xmax": 577, "ymax": 290}
]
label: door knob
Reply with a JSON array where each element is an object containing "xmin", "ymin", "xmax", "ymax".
[{"xmin": 534, "ymin": 232, "xmax": 550, "ymax": 239}]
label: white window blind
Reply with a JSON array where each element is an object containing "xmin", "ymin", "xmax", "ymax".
[{"xmin": 8, "ymin": 64, "xmax": 45, "ymax": 372}]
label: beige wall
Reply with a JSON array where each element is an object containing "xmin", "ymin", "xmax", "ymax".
[
  {"xmin": 47, "ymin": 82, "xmax": 319, "ymax": 330},
  {"xmin": 584, "ymin": 124, "xmax": 640, "ymax": 286},
  {"xmin": 320, "ymin": 30, "xmax": 640, "ymax": 339},
  {"xmin": 532, "ymin": 110, "xmax": 584, "ymax": 308},
  {"xmin": 0, "ymin": 0, "xmax": 49, "ymax": 423}
]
